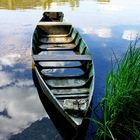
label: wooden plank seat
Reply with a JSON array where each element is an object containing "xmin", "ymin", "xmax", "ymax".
[
  {"xmin": 42, "ymin": 73, "xmax": 84, "ymax": 78},
  {"xmin": 45, "ymin": 77, "xmax": 92, "ymax": 89},
  {"xmin": 42, "ymin": 70, "xmax": 92, "ymax": 80},
  {"xmin": 40, "ymin": 34, "xmax": 71, "ymax": 38},
  {"xmin": 38, "ymin": 61, "xmax": 82, "ymax": 69},
  {"xmin": 39, "ymin": 43, "xmax": 77, "ymax": 51},
  {"xmin": 52, "ymin": 88, "xmax": 89, "ymax": 99},
  {"xmin": 55, "ymin": 94, "xmax": 89, "ymax": 99},
  {"xmin": 41, "ymin": 66, "xmax": 84, "ymax": 78},
  {"xmin": 39, "ymin": 36, "xmax": 75, "ymax": 44},
  {"xmin": 33, "ymin": 54, "xmax": 92, "ymax": 62},
  {"xmin": 45, "ymin": 78, "xmax": 87, "ymax": 88},
  {"xmin": 51, "ymin": 88, "xmax": 89, "ymax": 95},
  {"xmin": 37, "ymin": 22, "xmax": 72, "ymax": 26}
]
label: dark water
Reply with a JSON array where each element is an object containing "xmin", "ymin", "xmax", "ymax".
[{"xmin": 0, "ymin": 0, "xmax": 140, "ymax": 139}]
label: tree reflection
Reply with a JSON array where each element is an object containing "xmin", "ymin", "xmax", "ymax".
[
  {"xmin": 97, "ymin": 0, "xmax": 110, "ymax": 3},
  {"xmin": 0, "ymin": 0, "xmax": 79, "ymax": 10}
]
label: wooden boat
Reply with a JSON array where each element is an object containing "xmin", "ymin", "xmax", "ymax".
[{"xmin": 32, "ymin": 12, "xmax": 95, "ymax": 130}]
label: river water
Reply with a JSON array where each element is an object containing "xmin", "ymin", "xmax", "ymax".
[{"xmin": 0, "ymin": 0, "xmax": 140, "ymax": 140}]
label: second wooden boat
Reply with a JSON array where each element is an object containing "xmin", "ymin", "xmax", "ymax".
[{"xmin": 32, "ymin": 12, "xmax": 95, "ymax": 130}]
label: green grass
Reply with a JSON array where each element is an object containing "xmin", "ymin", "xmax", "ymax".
[{"xmin": 94, "ymin": 38, "xmax": 140, "ymax": 140}]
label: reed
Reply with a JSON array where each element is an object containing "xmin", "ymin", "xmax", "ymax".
[{"xmin": 94, "ymin": 38, "xmax": 140, "ymax": 140}]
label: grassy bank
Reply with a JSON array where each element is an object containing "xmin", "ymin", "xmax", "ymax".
[{"xmin": 94, "ymin": 38, "xmax": 140, "ymax": 140}]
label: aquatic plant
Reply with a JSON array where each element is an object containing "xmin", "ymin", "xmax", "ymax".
[{"xmin": 94, "ymin": 38, "xmax": 140, "ymax": 140}]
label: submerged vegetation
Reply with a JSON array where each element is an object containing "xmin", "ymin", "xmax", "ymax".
[{"xmin": 94, "ymin": 38, "xmax": 140, "ymax": 140}]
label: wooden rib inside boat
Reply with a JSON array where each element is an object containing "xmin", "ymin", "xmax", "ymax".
[{"xmin": 32, "ymin": 12, "xmax": 95, "ymax": 130}]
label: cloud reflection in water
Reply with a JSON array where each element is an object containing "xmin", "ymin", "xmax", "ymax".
[
  {"xmin": 83, "ymin": 27, "xmax": 112, "ymax": 38},
  {"xmin": 0, "ymin": 54, "xmax": 21, "ymax": 67},
  {"xmin": 122, "ymin": 30, "xmax": 139, "ymax": 41},
  {"xmin": 0, "ymin": 52, "xmax": 47, "ymax": 139},
  {"xmin": 0, "ymin": 79, "xmax": 47, "ymax": 140},
  {"xmin": 0, "ymin": 72, "xmax": 14, "ymax": 88}
]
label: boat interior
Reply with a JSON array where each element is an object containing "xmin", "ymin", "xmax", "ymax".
[{"xmin": 32, "ymin": 21, "xmax": 94, "ymax": 119}]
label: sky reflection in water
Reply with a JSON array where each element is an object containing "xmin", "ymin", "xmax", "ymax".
[
  {"xmin": 0, "ymin": 32, "xmax": 47, "ymax": 139},
  {"xmin": 0, "ymin": 0, "xmax": 140, "ymax": 139}
]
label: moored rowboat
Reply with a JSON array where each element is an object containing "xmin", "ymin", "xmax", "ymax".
[{"xmin": 32, "ymin": 12, "xmax": 95, "ymax": 130}]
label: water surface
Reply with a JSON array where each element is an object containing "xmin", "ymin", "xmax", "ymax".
[{"xmin": 0, "ymin": 0, "xmax": 140, "ymax": 139}]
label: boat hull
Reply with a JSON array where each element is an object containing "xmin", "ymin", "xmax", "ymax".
[{"xmin": 32, "ymin": 12, "xmax": 95, "ymax": 131}]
